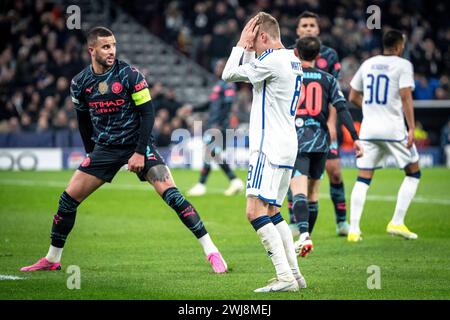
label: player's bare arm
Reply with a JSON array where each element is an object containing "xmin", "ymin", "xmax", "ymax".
[
  {"xmin": 400, "ymin": 87, "xmax": 415, "ymax": 148},
  {"xmin": 349, "ymin": 88, "xmax": 363, "ymax": 108}
]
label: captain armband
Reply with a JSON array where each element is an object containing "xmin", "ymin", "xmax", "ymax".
[{"xmin": 131, "ymin": 88, "xmax": 152, "ymax": 106}]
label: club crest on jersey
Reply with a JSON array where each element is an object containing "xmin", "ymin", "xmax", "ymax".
[
  {"xmin": 98, "ymin": 81, "xmax": 108, "ymax": 94},
  {"xmin": 295, "ymin": 118, "xmax": 304, "ymax": 128},
  {"xmin": 112, "ymin": 82, "xmax": 123, "ymax": 94}
]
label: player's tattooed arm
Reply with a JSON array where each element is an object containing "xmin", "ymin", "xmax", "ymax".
[{"xmin": 146, "ymin": 165, "xmax": 173, "ymax": 183}]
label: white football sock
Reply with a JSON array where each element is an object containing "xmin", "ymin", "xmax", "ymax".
[
  {"xmin": 198, "ymin": 233, "xmax": 218, "ymax": 256},
  {"xmin": 392, "ymin": 176, "xmax": 420, "ymax": 225},
  {"xmin": 350, "ymin": 181, "xmax": 370, "ymax": 234},
  {"xmin": 299, "ymin": 232, "xmax": 310, "ymax": 242},
  {"xmin": 45, "ymin": 245, "xmax": 63, "ymax": 263},
  {"xmin": 257, "ymin": 223, "xmax": 294, "ymax": 282},
  {"xmin": 274, "ymin": 220, "xmax": 303, "ymax": 279}
]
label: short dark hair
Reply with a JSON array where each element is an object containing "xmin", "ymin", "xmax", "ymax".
[
  {"xmin": 296, "ymin": 36, "xmax": 321, "ymax": 61},
  {"xmin": 87, "ymin": 26, "xmax": 114, "ymax": 46},
  {"xmin": 297, "ymin": 11, "xmax": 319, "ymax": 24},
  {"xmin": 383, "ymin": 29, "xmax": 404, "ymax": 49}
]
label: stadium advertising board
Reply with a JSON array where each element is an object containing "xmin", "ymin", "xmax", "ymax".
[{"xmin": 0, "ymin": 148, "xmax": 63, "ymax": 171}]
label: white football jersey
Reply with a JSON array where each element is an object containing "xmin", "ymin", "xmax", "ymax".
[
  {"xmin": 222, "ymin": 47, "xmax": 302, "ymax": 167},
  {"xmin": 350, "ymin": 55, "xmax": 415, "ymax": 141}
]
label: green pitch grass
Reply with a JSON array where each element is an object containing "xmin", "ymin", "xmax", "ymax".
[{"xmin": 0, "ymin": 168, "xmax": 449, "ymax": 300}]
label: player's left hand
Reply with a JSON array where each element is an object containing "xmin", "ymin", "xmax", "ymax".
[
  {"xmin": 128, "ymin": 152, "xmax": 145, "ymax": 173},
  {"xmin": 354, "ymin": 140, "xmax": 364, "ymax": 158}
]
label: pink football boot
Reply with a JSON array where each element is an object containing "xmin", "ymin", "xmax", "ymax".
[
  {"xmin": 20, "ymin": 258, "xmax": 61, "ymax": 272},
  {"xmin": 207, "ymin": 252, "xmax": 228, "ymax": 273}
]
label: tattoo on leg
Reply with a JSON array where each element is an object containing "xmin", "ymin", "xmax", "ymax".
[{"xmin": 146, "ymin": 165, "xmax": 171, "ymax": 183}]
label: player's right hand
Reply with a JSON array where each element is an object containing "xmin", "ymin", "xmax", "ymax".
[
  {"xmin": 406, "ymin": 128, "xmax": 414, "ymax": 149},
  {"xmin": 354, "ymin": 140, "xmax": 364, "ymax": 158},
  {"xmin": 128, "ymin": 152, "xmax": 145, "ymax": 173}
]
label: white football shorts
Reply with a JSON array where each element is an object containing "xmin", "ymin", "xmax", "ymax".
[
  {"xmin": 357, "ymin": 139, "xmax": 420, "ymax": 170},
  {"xmin": 246, "ymin": 151, "xmax": 293, "ymax": 207}
]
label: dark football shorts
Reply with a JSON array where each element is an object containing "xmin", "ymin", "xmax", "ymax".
[
  {"xmin": 77, "ymin": 143, "xmax": 166, "ymax": 183},
  {"xmin": 292, "ymin": 152, "xmax": 328, "ymax": 180}
]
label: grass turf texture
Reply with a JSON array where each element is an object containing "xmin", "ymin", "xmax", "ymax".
[{"xmin": 0, "ymin": 168, "xmax": 449, "ymax": 300}]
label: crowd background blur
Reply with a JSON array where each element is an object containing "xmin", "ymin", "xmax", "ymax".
[{"xmin": 1, "ymin": 0, "xmax": 449, "ymax": 155}]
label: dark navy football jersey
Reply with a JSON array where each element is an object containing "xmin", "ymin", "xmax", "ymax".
[
  {"xmin": 315, "ymin": 44, "xmax": 341, "ymax": 79},
  {"xmin": 70, "ymin": 59, "xmax": 152, "ymax": 147},
  {"xmin": 295, "ymin": 67, "xmax": 346, "ymax": 153},
  {"xmin": 207, "ymin": 80, "xmax": 236, "ymax": 130}
]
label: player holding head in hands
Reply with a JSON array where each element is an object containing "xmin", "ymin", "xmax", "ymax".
[
  {"xmin": 20, "ymin": 26, "xmax": 227, "ymax": 274},
  {"xmin": 348, "ymin": 29, "xmax": 421, "ymax": 242},
  {"xmin": 222, "ymin": 13, "xmax": 305, "ymax": 292},
  {"xmin": 290, "ymin": 36, "xmax": 363, "ymax": 257}
]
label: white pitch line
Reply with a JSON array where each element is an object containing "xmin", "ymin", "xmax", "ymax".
[
  {"xmin": 0, "ymin": 275, "xmax": 25, "ymax": 281},
  {"xmin": 1, "ymin": 178, "xmax": 450, "ymax": 206}
]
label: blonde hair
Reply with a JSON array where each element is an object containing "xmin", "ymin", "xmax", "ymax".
[{"xmin": 255, "ymin": 12, "xmax": 280, "ymax": 40}]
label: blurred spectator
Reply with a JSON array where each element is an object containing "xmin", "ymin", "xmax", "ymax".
[
  {"xmin": 207, "ymin": 22, "xmax": 232, "ymax": 70},
  {"xmin": 163, "ymin": 87, "xmax": 182, "ymax": 118},
  {"xmin": 436, "ymin": 76, "xmax": 450, "ymax": 99},
  {"xmin": 52, "ymin": 109, "xmax": 69, "ymax": 130},
  {"xmin": 414, "ymin": 74, "xmax": 441, "ymax": 100},
  {"xmin": 156, "ymin": 122, "xmax": 174, "ymax": 147},
  {"xmin": 414, "ymin": 121, "xmax": 430, "ymax": 148},
  {"xmin": 164, "ymin": 1, "xmax": 184, "ymax": 45}
]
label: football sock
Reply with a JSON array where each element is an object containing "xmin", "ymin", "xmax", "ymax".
[
  {"xmin": 308, "ymin": 201, "xmax": 319, "ymax": 234},
  {"xmin": 198, "ymin": 233, "xmax": 219, "ymax": 256},
  {"xmin": 392, "ymin": 172, "xmax": 421, "ymax": 225},
  {"xmin": 199, "ymin": 163, "xmax": 211, "ymax": 184},
  {"xmin": 162, "ymin": 187, "xmax": 207, "ymax": 239},
  {"xmin": 287, "ymin": 188, "xmax": 294, "ymax": 224},
  {"xmin": 349, "ymin": 177, "xmax": 371, "ymax": 234},
  {"xmin": 45, "ymin": 245, "xmax": 63, "ymax": 263},
  {"xmin": 251, "ymin": 216, "xmax": 294, "ymax": 282},
  {"xmin": 293, "ymin": 193, "xmax": 309, "ymax": 234},
  {"xmin": 219, "ymin": 163, "xmax": 237, "ymax": 181},
  {"xmin": 50, "ymin": 191, "xmax": 79, "ymax": 248},
  {"xmin": 330, "ymin": 182, "xmax": 347, "ymax": 223},
  {"xmin": 271, "ymin": 213, "xmax": 302, "ymax": 279}
]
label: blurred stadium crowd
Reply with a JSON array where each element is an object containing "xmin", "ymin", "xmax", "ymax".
[
  {"xmin": 0, "ymin": 0, "xmax": 449, "ymax": 150},
  {"xmin": 126, "ymin": 0, "xmax": 450, "ymax": 98}
]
